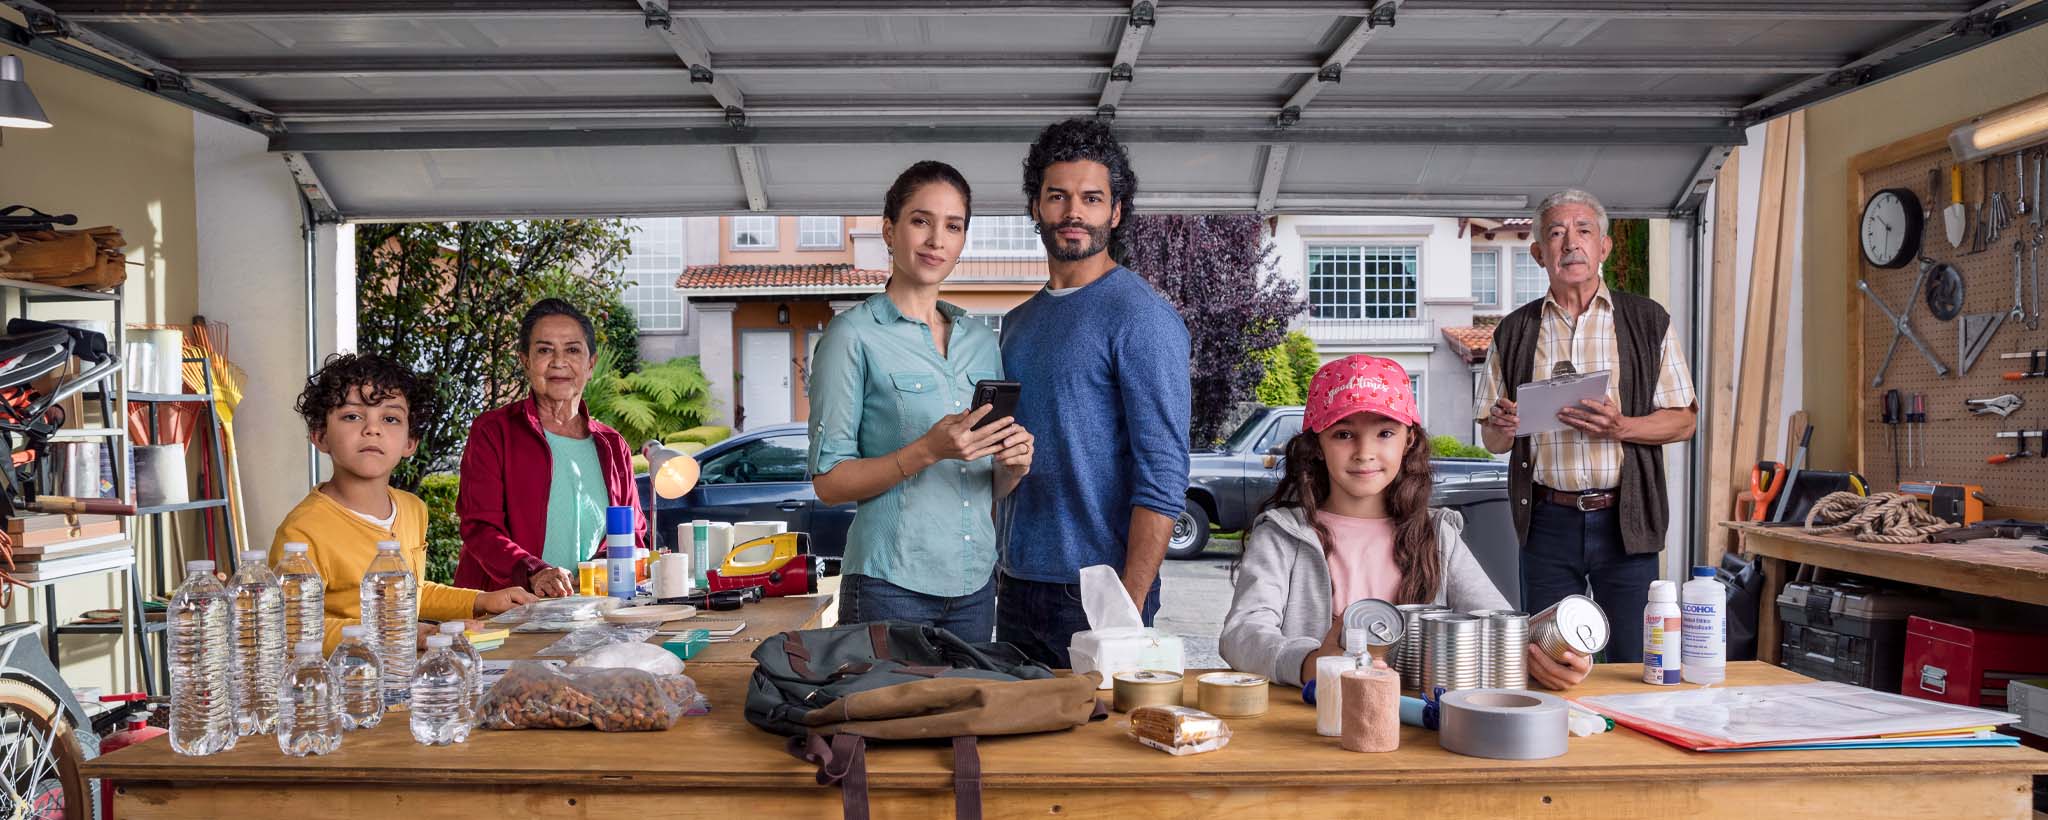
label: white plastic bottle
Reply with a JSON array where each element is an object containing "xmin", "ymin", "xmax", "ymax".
[
  {"xmin": 278, "ymin": 640, "xmax": 343, "ymax": 757},
  {"xmin": 410, "ymin": 635, "xmax": 473, "ymax": 745},
  {"xmin": 360, "ymin": 540, "xmax": 419, "ymax": 697},
  {"xmin": 1315, "ymin": 628, "xmax": 1370, "ymax": 737},
  {"xmin": 167, "ymin": 560, "xmax": 237, "ymax": 756},
  {"xmin": 275, "ymin": 541, "xmax": 326, "ymax": 649},
  {"xmin": 227, "ymin": 549, "xmax": 286, "ymax": 736},
  {"xmin": 1642, "ymin": 580, "xmax": 1682, "ymax": 685},
  {"xmin": 1680, "ymin": 566, "xmax": 1726, "ymax": 685},
  {"xmin": 328, "ymin": 624, "xmax": 385, "ymax": 730},
  {"xmin": 437, "ymin": 621, "xmax": 483, "ymax": 708}
]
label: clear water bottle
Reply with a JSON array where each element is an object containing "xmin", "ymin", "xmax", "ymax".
[
  {"xmin": 275, "ymin": 541, "xmax": 326, "ymax": 649},
  {"xmin": 227, "ymin": 549, "xmax": 286, "ymax": 736},
  {"xmin": 277, "ymin": 640, "xmax": 343, "ymax": 757},
  {"xmin": 360, "ymin": 540, "xmax": 418, "ymax": 697},
  {"xmin": 328, "ymin": 624, "xmax": 384, "ymax": 730},
  {"xmin": 437, "ymin": 621, "xmax": 482, "ymax": 708},
  {"xmin": 168, "ymin": 560, "xmax": 237, "ymax": 756},
  {"xmin": 410, "ymin": 634, "xmax": 472, "ymax": 746}
]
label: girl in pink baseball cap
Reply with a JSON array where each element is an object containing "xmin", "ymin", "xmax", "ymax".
[{"xmin": 1219, "ymin": 354, "xmax": 1589, "ymax": 693}]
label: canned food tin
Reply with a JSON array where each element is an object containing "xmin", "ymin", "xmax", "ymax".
[
  {"xmin": 1112, "ymin": 670, "xmax": 1186, "ymax": 713},
  {"xmin": 1196, "ymin": 672, "xmax": 1270, "ymax": 718},
  {"xmin": 1530, "ymin": 594, "xmax": 1609, "ymax": 661}
]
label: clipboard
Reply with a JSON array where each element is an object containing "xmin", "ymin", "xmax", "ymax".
[{"xmin": 1513, "ymin": 370, "xmax": 1611, "ymax": 437}]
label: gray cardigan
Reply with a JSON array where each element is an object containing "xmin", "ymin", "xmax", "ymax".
[{"xmin": 1219, "ymin": 506, "xmax": 1512, "ymax": 687}]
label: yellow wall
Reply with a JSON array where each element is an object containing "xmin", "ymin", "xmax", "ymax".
[
  {"xmin": 0, "ymin": 42, "xmax": 199, "ymax": 692},
  {"xmin": 1801, "ymin": 24, "xmax": 2048, "ymax": 472}
]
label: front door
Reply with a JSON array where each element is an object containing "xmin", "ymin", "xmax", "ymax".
[{"xmin": 739, "ymin": 330, "xmax": 793, "ymax": 429}]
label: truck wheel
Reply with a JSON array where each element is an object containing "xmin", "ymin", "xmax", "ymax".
[{"xmin": 1166, "ymin": 503, "xmax": 1211, "ymax": 560}]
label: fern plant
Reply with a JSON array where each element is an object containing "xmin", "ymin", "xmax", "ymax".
[{"xmin": 585, "ymin": 352, "xmax": 718, "ymax": 447}]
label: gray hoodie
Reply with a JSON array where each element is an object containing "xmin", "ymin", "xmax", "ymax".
[{"xmin": 1219, "ymin": 506, "xmax": 1511, "ymax": 687}]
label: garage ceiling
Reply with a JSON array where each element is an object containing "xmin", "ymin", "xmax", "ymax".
[{"xmin": 4, "ymin": 0, "xmax": 2040, "ymax": 222}]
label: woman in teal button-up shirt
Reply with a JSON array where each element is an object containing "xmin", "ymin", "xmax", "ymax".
[{"xmin": 806, "ymin": 161, "xmax": 1035, "ymax": 641}]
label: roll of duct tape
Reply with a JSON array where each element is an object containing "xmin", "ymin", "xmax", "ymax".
[
  {"xmin": 1196, "ymin": 672, "xmax": 1269, "ymax": 718},
  {"xmin": 1112, "ymin": 670, "xmax": 1184, "ymax": 713},
  {"xmin": 1437, "ymin": 688, "xmax": 1569, "ymax": 760}
]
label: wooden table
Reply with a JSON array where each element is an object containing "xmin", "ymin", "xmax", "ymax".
[
  {"xmin": 490, "ymin": 594, "xmax": 831, "ymax": 665},
  {"xmin": 1726, "ymin": 522, "xmax": 2048, "ymax": 663},
  {"xmin": 89, "ymin": 662, "xmax": 2048, "ymax": 819}
]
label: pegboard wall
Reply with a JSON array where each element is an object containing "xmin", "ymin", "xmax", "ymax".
[{"xmin": 1857, "ymin": 143, "xmax": 2047, "ymax": 514}]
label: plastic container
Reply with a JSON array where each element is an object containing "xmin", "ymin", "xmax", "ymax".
[
  {"xmin": 278, "ymin": 640, "xmax": 343, "ymax": 757},
  {"xmin": 410, "ymin": 634, "xmax": 473, "ymax": 745},
  {"xmin": 1643, "ymin": 580, "xmax": 1681, "ymax": 685},
  {"xmin": 1315, "ymin": 627, "xmax": 1371, "ymax": 737},
  {"xmin": 606, "ymin": 506, "xmax": 637, "ymax": 599},
  {"xmin": 1777, "ymin": 580, "xmax": 1942, "ymax": 692},
  {"xmin": 228, "ymin": 549, "xmax": 286, "ymax": 736},
  {"xmin": 439, "ymin": 621, "xmax": 483, "ymax": 707},
  {"xmin": 275, "ymin": 541, "xmax": 326, "ymax": 649},
  {"xmin": 328, "ymin": 624, "xmax": 385, "ymax": 730},
  {"xmin": 1681, "ymin": 566, "xmax": 1726, "ymax": 685},
  {"xmin": 361, "ymin": 540, "xmax": 419, "ymax": 697},
  {"xmin": 691, "ymin": 519, "xmax": 712, "ymax": 588},
  {"xmin": 168, "ymin": 560, "xmax": 236, "ymax": 756}
]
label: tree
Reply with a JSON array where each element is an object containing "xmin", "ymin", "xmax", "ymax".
[
  {"xmin": 1252, "ymin": 330, "xmax": 1319, "ymax": 407},
  {"xmin": 355, "ymin": 220, "xmax": 635, "ymax": 490},
  {"xmin": 1122, "ymin": 214, "xmax": 1307, "ymax": 446}
]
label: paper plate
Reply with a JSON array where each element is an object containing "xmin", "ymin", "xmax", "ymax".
[{"xmin": 602, "ymin": 604, "xmax": 698, "ymax": 625}]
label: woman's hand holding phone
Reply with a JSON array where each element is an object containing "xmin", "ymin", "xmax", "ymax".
[{"xmin": 919, "ymin": 405, "xmax": 1016, "ymax": 463}]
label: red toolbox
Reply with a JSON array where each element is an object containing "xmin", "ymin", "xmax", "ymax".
[{"xmin": 1901, "ymin": 616, "xmax": 2048, "ymax": 708}]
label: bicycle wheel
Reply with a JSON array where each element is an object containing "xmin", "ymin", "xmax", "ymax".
[{"xmin": 0, "ymin": 677, "xmax": 95, "ymax": 820}]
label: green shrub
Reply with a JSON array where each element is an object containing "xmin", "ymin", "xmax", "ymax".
[
  {"xmin": 417, "ymin": 473, "xmax": 462, "ymax": 586},
  {"xmin": 1251, "ymin": 344, "xmax": 1302, "ymax": 406},
  {"xmin": 674, "ymin": 425, "xmax": 732, "ymax": 446},
  {"xmin": 631, "ymin": 454, "xmax": 650, "ymax": 474},
  {"xmin": 662, "ymin": 431, "xmax": 694, "ymax": 445},
  {"xmin": 675, "ymin": 441, "xmax": 706, "ymax": 456},
  {"xmin": 585, "ymin": 354, "xmax": 718, "ymax": 447},
  {"xmin": 1430, "ymin": 435, "xmax": 1495, "ymax": 459}
]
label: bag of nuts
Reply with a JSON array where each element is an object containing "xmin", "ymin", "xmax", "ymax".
[{"xmin": 478, "ymin": 660, "xmax": 706, "ymax": 732}]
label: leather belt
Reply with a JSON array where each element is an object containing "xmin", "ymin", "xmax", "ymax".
[{"xmin": 1536, "ymin": 485, "xmax": 1617, "ymax": 512}]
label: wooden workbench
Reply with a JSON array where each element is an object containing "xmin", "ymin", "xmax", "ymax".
[
  {"xmin": 490, "ymin": 594, "xmax": 832, "ymax": 665},
  {"xmin": 1727, "ymin": 522, "xmax": 2048, "ymax": 663},
  {"xmin": 88, "ymin": 662, "xmax": 2047, "ymax": 819}
]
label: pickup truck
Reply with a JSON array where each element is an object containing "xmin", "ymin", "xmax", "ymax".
[{"xmin": 1175, "ymin": 406, "xmax": 1508, "ymax": 559}]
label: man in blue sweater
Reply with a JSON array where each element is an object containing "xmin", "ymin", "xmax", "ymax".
[{"xmin": 996, "ymin": 119, "xmax": 1192, "ymax": 669}]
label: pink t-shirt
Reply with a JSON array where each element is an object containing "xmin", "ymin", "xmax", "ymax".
[{"xmin": 1317, "ymin": 511, "xmax": 1403, "ymax": 609}]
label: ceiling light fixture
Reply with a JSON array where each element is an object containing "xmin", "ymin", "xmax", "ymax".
[{"xmin": 0, "ymin": 55, "xmax": 53, "ymax": 129}]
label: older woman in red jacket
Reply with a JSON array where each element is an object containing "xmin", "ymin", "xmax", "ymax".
[{"xmin": 455, "ymin": 298, "xmax": 648, "ymax": 597}]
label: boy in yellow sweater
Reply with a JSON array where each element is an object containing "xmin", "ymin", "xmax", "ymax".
[{"xmin": 270, "ymin": 353, "xmax": 534, "ymax": 652}]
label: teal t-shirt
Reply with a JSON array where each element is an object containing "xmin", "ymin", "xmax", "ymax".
[{"xmin": 542, "ymin": 430, "xmax": 609, "ymax": 572}]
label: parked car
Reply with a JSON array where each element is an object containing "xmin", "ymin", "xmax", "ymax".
[
  {"xmin": 636, "ymin": 423, "xmax": 855, "ymax": 559},
  {"xmin": 1176, "ymin": 406, "xmax": 1509, "ymax": 559}
]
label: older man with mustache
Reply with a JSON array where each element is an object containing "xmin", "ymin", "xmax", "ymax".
[{"xmin": 1475, "ymin": 189, "xmax": 1697, "ymax": 663}]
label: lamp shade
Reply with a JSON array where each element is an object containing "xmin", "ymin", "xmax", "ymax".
[
  {"xmin": 0, "ymin": 56, "xmax": 53, "ymax": 129},
  {"xmin": 643, "ymin": 442, "xmax": 701, "ymax": 500}
]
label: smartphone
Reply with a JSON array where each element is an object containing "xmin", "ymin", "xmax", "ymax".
[{"xmin": 970, "ymin": 379, "xmax": 1021, "ymax": 430}]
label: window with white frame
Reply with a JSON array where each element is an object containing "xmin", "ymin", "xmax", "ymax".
[
  {"xmin": 963, "ymin": 215, "xmax": 1043, "ymax": 258},
  {"xmin": 731, "ymin": 215, "xmax": 777, "ymax": 250},
  {"xmin": 1307, "ymin": 245, "xmax": 1418, "ymax": 320},
  {"xmin": 1410, "ymin": 371, "xmax": 1425, "ymax": 424},
  {"xmin": 797, "ymin": 216, "xmax": 843, "ymax": 250},
  {"xmin": 620, "ymin": 218, "xmax": 685, "ymax": 331},
  {"xmin": 1511, "ymin": 249, "xmax": 1548, "ymax": 307},
  {"xmin": 1471, "ymin": 248, "xmax": 1500, "ymax": 310}
]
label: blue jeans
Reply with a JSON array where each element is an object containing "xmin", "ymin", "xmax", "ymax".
[
  {"xmin": 1520, "ymin": 499, "xmax": 1659, "ymax": 664},
  {"xmin": 995, "ymin": 572, "xmax": 1161, "ymax": 670},
  {"xmin": 837, "ymin": 573, "xmax": 997, "ymax": 643}
]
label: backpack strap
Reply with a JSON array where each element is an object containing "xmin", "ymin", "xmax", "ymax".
[
  {"xmin": 789, "ymin": 731, "xmax": 870, "ymax": 820},
  {"xmin": 868, "ymin": 622, "xmax": 892, "ymax": 660},
  {"xmin": 952, "ymin": 736, "xmax": 982, "ymax": 820},
  {"xmin": 782, "ymin": 630, "xmax": 815, "ymax": 678}
]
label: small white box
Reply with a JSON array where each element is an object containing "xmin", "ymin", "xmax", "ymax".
[{"xmin": 1069, "ymin": 627, "xmax": 1184, "ymax": 689}]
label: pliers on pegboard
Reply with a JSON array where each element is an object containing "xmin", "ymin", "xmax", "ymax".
[{"xmin": 1967, "ymin": 394, "xmax": 2024, "ymax": 417}]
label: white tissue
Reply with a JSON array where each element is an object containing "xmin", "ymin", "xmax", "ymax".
[
  {"xmin": 1068, "ymin": 564, "xmax": 1184, "ymax": 688},
  {"xmin": 1080, "ymin": 564, "xmax": 1143, "ymax": 630}
]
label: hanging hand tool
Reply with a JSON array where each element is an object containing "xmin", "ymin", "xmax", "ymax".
[
  {"xmin": 1958, "ymin": 312, "xmax": 2004, "ymax": 374},
  {"xmin": 2031, "ymin": 227, "xmax": 2042, "ymax": 330},
  {"xmin": 1989, "ymin": 154, "xmax": 2013, "ymax": 243},
  {"xmin": 1883, "ymin": 389, "xmax": 1903, "ymax": 483},
  {"xmin": 1860, "ymin": 257, "xmax": 1950, "ymax": 386},
  {"xmin": 1770, "ymin": 424, "xmax": 1814, "ymax": 523},
  {"xmin": 2021, "ymin": 149, "xmax": 2032, "ymax": 218},
  {"xmin": 1925, "ymin": 263, "xmax": 1964, "ymax": 320},
  {"xmin": 1972, "ymin": 161, "xmax": 1992, "ymax": 253},
  {"xmin": 2012, "ymin": 239, "xmax": 2030, "ymax": 323},
  {"xmin": 1749, "ymin": 461, "xmax": 1789, "ymax": 522},
  {"xmin": 1946, "ymin": 163, "xmax": 1968, "ymax": 249},
  {"xmin": 1907, "ymin": 394, "xmax": 1926, "ymax": 469},
  {"xmin": 1966, "ymin": 393, "xmax": 2024, "ymax": 417},
  {"xmin": 1989, "ymin": 430, "xmax": 2038, "ymax": 465},
  {"xmin": 2003, "ymin": 349, "xmax": 2048, "ymax": 381}
]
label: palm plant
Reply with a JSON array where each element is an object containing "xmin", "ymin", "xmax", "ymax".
[{"xmin": 584, "ymin": 351, "xmax": 718, "ymax": 446}]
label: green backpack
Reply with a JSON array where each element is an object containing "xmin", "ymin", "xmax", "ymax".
[{"xmin": 747, "ymin": 622, "xmax": 1106, "ymax": 819}]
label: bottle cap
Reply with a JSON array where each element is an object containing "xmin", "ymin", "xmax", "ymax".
[
  {"xmin": 293, "ymin": 640, "xmax": 323, "ymax": 657},
  {"xmin": 240, "ymin": 550, "xmax": 266, "ymax": 564},
  {"xmin": 1692, "ymin": 566, "xmax": 1716, "ymax": 579},
  {"xmin": 185, "ymin": 560, "xmax": 214, "ymax": 573},
  {"xmin": 341, "ymin": 624, "xmax": 365, "ymax": 638},
  {"xmin": 606, "ymin": 506, "xmax": 635, "ymax": 536},
  {"xmin": 439, "ymin": 621, "xmax": 466, "ymax": 635},
  {"xmin": 1647, "ymin": 580, "xmax": 1677, "ymax": 603},
  {"xmin": 1344, "ymin": 627, "xmax": 1369, "ymax": 654},
  {"xmin": 375, "ymin": 540, "xmax": 401, "ymax": 552},
  {"xmin": 283, "ymin": 542, "xmax": 309, "ymax": 553},
  {"xmin": 425, "ymin": 634, "xmax": 452, "ymax": 649},
  {"xmin": 692, "ymin": 519, "xmax": 710, "ymax": 527}
]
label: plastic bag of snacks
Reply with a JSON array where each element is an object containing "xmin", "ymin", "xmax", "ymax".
[
  {"xmin": 477, "ymin": 660, "xmax": 707, "ymax": 732},
  {"xmin": 489, "ymin": 595, "xmax": 620, "ymax": 626},
  {"xmin": 1127, "ymin": 705, "xmax": 1232, "ymax": 755},
  {"xmin": 534, "ymin": 625, "xmax": 658, "ymax": 657}
]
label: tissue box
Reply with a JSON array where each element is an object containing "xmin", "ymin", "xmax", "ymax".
[{"xmin": 1069, "ymin": 627, "xmax": 1184, "ymax": 689}]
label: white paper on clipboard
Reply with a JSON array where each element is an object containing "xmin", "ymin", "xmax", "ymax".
[{"xmin": 1513, "ymin": 370, "xmax": 1611, "ymax": 437}]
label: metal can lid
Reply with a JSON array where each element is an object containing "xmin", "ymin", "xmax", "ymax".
[
  {"xmin": 1115, "ymin": 670, "xmax": 1183, "ymax": 684},
  {"xmin": 1551, "ymin": 595, "xmax": 1610, "ymax": 654},
  {"xmin": 1197, "ymin": 672, "xmax": 1267, "ymax": 687},
  {"xmin": 1341, "ymin": 598, "xmax": 1404, "ymax": 645}
]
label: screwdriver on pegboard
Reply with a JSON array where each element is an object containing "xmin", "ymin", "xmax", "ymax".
[
  {"xmin": 1906, "ymin": 393, "xmax": 1926, "ymax": 469},
  {"xmin": 1883, "ymin": 389, "xmax": 1903, "ymax": 483}
]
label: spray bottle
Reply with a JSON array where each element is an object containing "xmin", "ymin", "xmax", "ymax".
[{"xmin": 605, "ymin": 506, "xmax": 637, "ymax": 600}]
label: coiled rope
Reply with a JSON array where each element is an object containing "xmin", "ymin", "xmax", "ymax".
[{"xmin": 1802, "ymin": 492, "xmax": 1957, "ymax": 543}]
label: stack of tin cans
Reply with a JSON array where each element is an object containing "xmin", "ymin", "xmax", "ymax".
[
  {"xmin": 1421, "ymin": 612, "xmax": 1485, "ymax": 694},
  {"xmin": 1470, "ymin": 609, "xmax": 1531, "ymax": 689},
  {"xmin": 1392, "ymin": 603, "xmax": 1448, "ymax": 690}
]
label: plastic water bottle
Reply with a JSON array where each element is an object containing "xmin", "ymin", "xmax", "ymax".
[
  {"xmin": 168, "ymin": 560, "xmax": 237, "ymax": 756},
  {"xmin": 410, "ymin": 635, "xmax": 472, "ymax": 745},
  {"xmin": 437, "ymin": 621, "xmax": 483, "ymax": 708},
  {"xmin": 1314, "ymin": 627, "xmax": 1371, "ymax": 737},
  {"xmin": 1681, "ymin": 566, "xmax": 1726, "ymax": 685},
  {"xmin": 277, "ymin": 640, "xmax": 343, "ymax": 757},
  {"xmin": 360, "ymin": 540, "xmax": 418, "ymax": 697},
  {"xmin": 276, "ymin": 541, "xmax": 326, "ymax": 649},
  {"xmin": 328, "ymin": 625, "xmax": 384, "ymax": 730},
  {"xmin": 227, "ymin": 549, "xmax": 286, "ymax": 736},
  {"xmin": 1643, "ymin": 580, "xmax": 1682, "ymax": 685},
  {"xmin": 605, "ymin": 506, "xmax": 637, "ymax": 599}
]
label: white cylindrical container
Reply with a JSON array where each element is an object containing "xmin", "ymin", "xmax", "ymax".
[
  {"xmin": 1680, "ymin": 566, "xmax": 1725, "ymax": 685},
  {"xmin": 1315, "ymin": 628, "xmax": 1371, "ymax": 737},
  {"xmin": 1643, "ymin": 580, "xmax": 1681, "ymax": 685},
  {"xmin": 654, "ymin": 552, "xmax": 692, "ymax": 598}
]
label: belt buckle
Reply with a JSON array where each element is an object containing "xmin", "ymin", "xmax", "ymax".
[{"xmin": 1574, "ymin": 492, "xmax": 1602, "ymax": 512}]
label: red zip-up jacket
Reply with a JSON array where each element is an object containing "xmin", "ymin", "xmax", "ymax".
[{"xmin": 454, "ymin": 395, "xmax": 648, "ymax": 592}]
